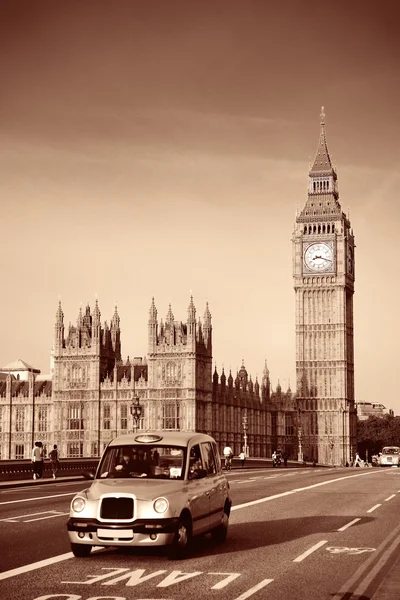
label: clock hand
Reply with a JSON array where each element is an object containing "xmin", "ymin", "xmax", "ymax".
[{"xmin": 313, "ymin": 255, "xmax": 331, "ymax": 262}]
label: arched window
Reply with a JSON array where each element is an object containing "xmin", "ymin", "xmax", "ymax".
[
  {"xmin": 332, "ymin": 224, "xmax": 335, "ymax": 233},
  {"xmin": 327, "ymin": 224, "xmax": 330, "ymax": 233},
  {"xmin": 323, "ymin": 224, "xmax": 326, "ymax": 233},
  {"xmin": 304, "ymin": 225, "xmax": 307, "ymax": 234},
  {"xmin": 313, "ymin": 225, "xmax": 316, "ymax": 233},
  {"xmin": 309, "ymin": 225, "xmax": 312, "ymax": 234},
  {"xmin": 318, "ymin": 225, "xmax": 321, "ymax": 234}
]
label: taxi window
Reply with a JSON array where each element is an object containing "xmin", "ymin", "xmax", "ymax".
[
  {"xmin": 201, "ymin": 441, "xmax": 217, "ymax": 475},
  {"xmin": 212, "ymin": 441, "xmax": 222, "ymax": 472},
  {"xmin": 188, "ymin": 444, "xmax": 204, "ymax": 478}
]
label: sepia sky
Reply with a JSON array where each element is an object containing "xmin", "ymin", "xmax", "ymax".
[{"xmin": 1, "ymin": 0, "xmax": 399, "ymax": 412}]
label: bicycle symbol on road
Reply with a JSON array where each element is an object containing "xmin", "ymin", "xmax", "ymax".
[{"xmin": 326, "ymin": 546, "xmax": 376, "ymax": 556}]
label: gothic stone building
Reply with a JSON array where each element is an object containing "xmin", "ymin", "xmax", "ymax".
[{"xmin": 0, "ymin": 299, "xmax": 297, "ymax": 460}]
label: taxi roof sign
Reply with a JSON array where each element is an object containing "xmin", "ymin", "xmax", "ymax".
[{"xmin": 134, "ymin": 434, "xmax": 163, "ymax": 443}]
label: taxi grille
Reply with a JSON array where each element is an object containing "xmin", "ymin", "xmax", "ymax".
[{"xmin": 100, "ymin": 497, "xmax": 134, "ymax": 520}]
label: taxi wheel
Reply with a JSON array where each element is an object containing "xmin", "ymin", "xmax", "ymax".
[
  {"xmin": 167, "ymin": 515, "xmax": 192, "ymax": 560},
  {"xmin": 211, "ymin": 509, "xmax": 229, "ymax": 544},
  {"xmin": 71, "ymin": 543, "xmax": 92, "ymax": 557}
]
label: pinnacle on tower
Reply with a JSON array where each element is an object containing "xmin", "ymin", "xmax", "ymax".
[
  {"xmin": 93, "ymin": 298, "xmax": 101, "ymax": 322},
  {"xmin": 77, "ymin": 306, "xmax": 83, "ymax": 328},
  {"xmin": 309, "ymin": 106, "xmax": 335, "ymax": 176},
  {"xmin": 111, "ymin": 305, "xmax": 120, "ymax": 329},
  {"xmin": 166, "ymin": 304, "xmax": 174, "ymax": 323},
  {"xmin": 149, "ymin": 297, "xmax": 158, "ymax": 322},
  {"xmin": 203, "ymin": 301, "xmax": 211, "ymax": 323},
  {"xmin": 55, "ymin": 301, "xmax": 64, "ymax": 325},
  {"xmin": 187, "ymin": 295, "xmax": 196, "ymax": 321}
]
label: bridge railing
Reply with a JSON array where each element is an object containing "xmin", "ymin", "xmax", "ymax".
[{"xmin": 0, "ymin": 458, "xmax": 100, "ymax": 481}]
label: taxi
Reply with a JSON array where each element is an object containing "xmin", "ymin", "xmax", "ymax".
[
  {"xmin": 377, "ymin": 446, "xmax": 400, "ymax": 467},
  {"xmin": 67, "ymin": 431, "xmax": 231, "ymax": 559}
]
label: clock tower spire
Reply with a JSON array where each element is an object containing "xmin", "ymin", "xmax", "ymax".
[{"xmin": 292, "ymin": 108, "xmax": 357, "ymax": 466}]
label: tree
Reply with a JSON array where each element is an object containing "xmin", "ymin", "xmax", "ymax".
[{"xmin": 357, "ymin": 415, "xmax": 400, "ymax": 459}]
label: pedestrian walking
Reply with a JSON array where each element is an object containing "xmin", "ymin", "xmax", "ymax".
[
  {"xmin": 354, "ymin": 452, "xmax": 361, "ymax": 467},
  {"xmin": 32, "ymin": 441, "xmax": 44, "ymax": 479},
  {"xmin": 239, "ymin": 450, "xmax": 246, "ymax": 468},
  {"xmin": 49, "ymin": 444, "xmax": 60, "ymax": 479}
]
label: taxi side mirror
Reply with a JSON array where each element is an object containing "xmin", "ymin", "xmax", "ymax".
[
  {"xmin": 188, "ymin": 468, "xmax": 208, "ymax": 480},
  {"xmin": 82, "ymin": 470, "xmax": 95, "ymax": 480}
]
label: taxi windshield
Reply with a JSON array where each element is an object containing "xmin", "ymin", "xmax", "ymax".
[
  {"xmin": 382, "ymin": 447, "xmax": 400, "ymax": 455},
  {"xmin": 97, "ymin": 445, "xmax": 186, "ymax": 479}
]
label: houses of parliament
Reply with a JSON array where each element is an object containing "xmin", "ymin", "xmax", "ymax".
[{"xmin": 0, "ymin": 110, "xmax": 357, "ymax": 465}]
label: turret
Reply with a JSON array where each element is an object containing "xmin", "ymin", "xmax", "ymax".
[
  {"xmin": 187, "ymin": 295, "xmax": 196, "ymax": 337},
  {"xmin": 221, "ymin": 367, "xmax": 226, "ymax": 390},
  {"xmin": 148, "ymin": 297, "xmax": 158, "ymax": 353},
  {"xmin": 203, "ymin": 302, "xmax": 212, "ymax": 351},
  {"xmin": 213, "ymin": 365, "xmax": 219, "ymax": 390},
  {"xmin": 110, "ymin": 305, "xmax": 121, "ymax": 355},
  {"xmin": 92, "ymin": 299, "xmax": 101, "ymax": 350},
  {"xmin": 238, "ymin": 360, "xmax": 248, "ymax": 390},
  {"xmin": 54, "ymin": 301, "xmax": 64, "ymax": 353}
]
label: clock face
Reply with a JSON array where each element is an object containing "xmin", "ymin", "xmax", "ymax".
[{"xmin": 304, "ymin": 242, "xmax": 334, "ymax": 272}]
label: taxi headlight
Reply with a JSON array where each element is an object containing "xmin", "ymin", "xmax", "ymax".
[
  {"xmin": 154, "ymin": 497, "xmax": 169, "ymax": 514},
  {"xmin": 72, "ymin": 497, "xmax": 86, "ymax": 513}
]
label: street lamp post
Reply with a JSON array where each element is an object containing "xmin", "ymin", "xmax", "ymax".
[
  {"xmin": 298, "ymin": 425, "xmax": 303, "ymax": 463},
  {"xmin": 242, "ymin": 412, "xmax": 248, "ymax": 457},
  {"xmin": 329, "ymin": 439, "xmax": 334, "ymax": 466},
  {"xmin": 297, "ymin": 401, "xmax": 303, "ymax": 463},
  {"xmin": 130, "ymin": 396, "xmax": 142, "ymax": 433}
]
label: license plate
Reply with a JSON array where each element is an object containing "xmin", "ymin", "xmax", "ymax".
[{"xmin": 97, "ymin": 528, "xmax": 133, "ymax": 539}]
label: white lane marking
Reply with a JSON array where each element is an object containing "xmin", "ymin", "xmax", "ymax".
[
  {"xmin": 232, "ymin": 470, "xmax": 383, "ymax": 512},
  {"xmin": 293, "ymin": 540, "xmax": 327, "ymax": 562},
  {"xmin": 326, "ymin": 546, "xmax": 375, "ymax": 555},
  {"xmin": 337, "ymin": 518, "xmax": 361, "ymax": 532},
  {"xmin": 0, "ymin": 492, "xmax": 76, "ymax": 506},
  {"xmin": 0, "ymin": 552, "xmax": 73, "ymax": 580},
  {"xmin": 367, "ymin": 504, "xmax": 382, "ymax": 513},
  {"xmin": 331, "ymin": 520, "xmax": 400, "ymax": 600},
  {"xmin": 0, "ymin": 510, "xmax": 64, "ymax": 522},
  {"xmin": 384, "ymin": 494, "xmax": 396, "ymax": 501},
  {"xmin": 233, "ymin": 578, "xmax": 274, "ymax": 599},
  {"xmin": 25, "ymin": 512, "xmax": 69, "ymax": 522}
]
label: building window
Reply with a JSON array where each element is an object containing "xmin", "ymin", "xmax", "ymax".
[
  {"xmin": 67, "ymin": 442, "xmax": 83, "ymax": 458},
  {"xmin": 285, "ymin": 414, "xmax": 293, "ymax": 436},
  {"xmin": 120, "ymin": 404, "xmax": 128, "ymax": 430},
  {"xmin": 162, "ymin": 402, "xmax": 180, "ymax": 430},
  {"xmin": 103, "ymin": 404, "xmax": 111, "ymax": 430},
  {"xmin": 91, "ymin": 442, "xmax": 99, "ymax": 457},
  {"xmin": 15, "ymin": 444, "xmax": 25, "ymax": 459},
  {"xmin": 271, "ymin": 413, "xmax": 277, "ymax": 437},
  {"xmin": 67, "ymin": 403, "xmax": 83, "ymax": 430},
  {"xmin": 38, "ymin": 407, "xmax": 48, "ymax": 432},
  {"xmin": 15, "ymin": 407, "xmax": 25, "ymax": 432}
]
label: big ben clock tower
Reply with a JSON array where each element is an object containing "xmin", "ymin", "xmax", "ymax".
[{"xmin": 293, "ymin": 108, "xmax": 357, "ymax": 466}]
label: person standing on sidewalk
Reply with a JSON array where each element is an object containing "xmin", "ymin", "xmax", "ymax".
[
  {"xmin": 31, "ymin": 441, "xmax": 44, "ymax": 479},
  {"xmin": 239, "ymin": 450, "xmax": 246, "ymax": 468},
  {"xmin": 49, "ymin": 444, "xmax": 60, "ymax": 479}
]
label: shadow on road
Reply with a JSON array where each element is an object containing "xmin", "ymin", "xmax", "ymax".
[
  {"xmin": 91, "ymin": 515, "xmax": 374, "ymax": 561},
  {"xmin": 189, "ymin": 515, "xmax": 374, "ymax": 558}
]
